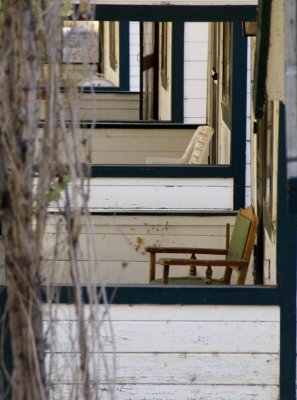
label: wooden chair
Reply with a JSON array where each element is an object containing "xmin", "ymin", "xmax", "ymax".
[
  {"xmin": 145, "ymin": 206, "xmax": 258, "ymax": 285},
  {"xmin": 145, "ymin": 125, "xmax": 214, "ymax": 165}
]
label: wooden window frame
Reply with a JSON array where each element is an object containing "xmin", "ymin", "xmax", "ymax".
[
  {"xmin": 160, "ymin": 22, "xmax": 169, "ymax": 90},
  {"xmin": 109, "ymin": 21, "xmax": 117, "ymax": 71}
]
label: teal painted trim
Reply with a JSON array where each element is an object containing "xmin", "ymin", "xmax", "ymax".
[
  {"xmin": 119, "ymin": 22, "xmax": 130, "ymax": 91},
  {"xmin": 277, "ymin": 104, "xmax": 297, "ymax": 400},
  {"xmin": 231, "ymin": 23, "xmax": 247, "ymax": 210},
  {"xmin": 288, "ymin": 177, "xmax": 297, "ymax": 214},
  {"xmin": 34, "ymin": 285, "xmax": 280, "ymax": 305},
  {"xmin": 75, "ymin": 210, "xmax": 238, "ymax": 216},
  {"xmin": 252, "ymin": 0, "xmax": 272, "ymax": 119},
  {"xmin": 94, "ymin": 5, "xmax": 257, "ymax": 22},
  {"xmin": 91, "ymin": 165, "xmax": 233, "ymax": 178},
  {"xmin": 171, "ymin": 21, "xmax": 184, "ymax": 123},
  {"xmin": 79, "ymin": 122, "xmax": 197, "ymax": 129}
]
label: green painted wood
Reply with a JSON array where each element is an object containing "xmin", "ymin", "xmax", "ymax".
[
  {"xmin": 171, "ymin": 21, "xmax": 184, "ymax": 123},
  {"xmin": 119, "ymin": 21, "xmax": 130, "ymax": 91},
  {"xmin": 231, "ymin": 22, "xmax": 248, "ymax": 210},
  {"xmin": 74, "ymin": 210, "xmax": 238, "ymax": 216},
  {"xmin": 34, "ymin": 285, "xmax": 280, "ymax": 305},
  {"xmin": 91, "ymin": 164, "xmax": 233, "ymax": 177},
  {"xmin": 227, "ymin": 214, "xmax": 251, "ymax": 260},
  {"xmin": 94, "ymin": 5, "xmax": 257, "ymax": 22},
  {"xmin": 287, "ymin": 177, "xmax": 297, "ymax": 214},
  {"xmin": 80, "ymin": 122, "xmax": 197, "ymax": 129},
  {"xmin": 277, "ymin": 103, "xmax": 297, "ymax": 400}
]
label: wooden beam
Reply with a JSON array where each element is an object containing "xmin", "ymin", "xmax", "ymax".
[{"xmin": 252, "ymin": 0, "xmax": 272, "ymax": 119}]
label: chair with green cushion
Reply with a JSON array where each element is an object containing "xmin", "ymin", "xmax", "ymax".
[{"xmin": 145, "ymin": 206, "xmax": 259, "ymax": 285}]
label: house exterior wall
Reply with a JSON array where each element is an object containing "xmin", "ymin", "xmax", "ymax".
[
  {"xmin": 250, "ymin": 0, "xmax": 284, "ymax": 285},
  {"xmin": 48, "ymin": 177, "xmax": 233, "ymax": 213},
  {"xmin": 39, "ymin": 93, "xmax": 140, "ymax": 121},
  {"xmin": 129, "ymin": 21, "xmax": 140, "ymax": 92},
  {"xmin": 44, "ymin": 304, "xmax": 280, "ymax": 399},
  {"xmin": 41, "ymin": 214, "xmax": 237, "ymax": 285},
  {"xmin": 184, "ymin": 22, "xmax": 208, "ymax": 124},
  {"xmin": 266, "ymin": 0, "xmax": 285, "ymax": 102}
]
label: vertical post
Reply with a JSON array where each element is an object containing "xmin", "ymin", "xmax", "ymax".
[
  {"xmin": 171, "ymin": 21, "xmax": 184, "ymax": 123},
  {"xmin": 231, "ymin": 22, "xmax": 248, "ymax": 210},
  {"xmin": 277, "ymin": 104, "xmax": 297, "ymax": 399}
]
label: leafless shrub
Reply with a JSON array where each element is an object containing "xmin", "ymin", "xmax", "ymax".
[{"xmin": 0, "ymin": 1, "xmax": 115, "ymax": 399}]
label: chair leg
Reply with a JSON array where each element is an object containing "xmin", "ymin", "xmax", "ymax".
[
  {"xmin": 163, "ymin": 265, "xmax": 170, "ymax": 284},
  {"xmin": 237, "ymin": 265, "xmax": 248, "ymax": 285},
  {"xmin": 205, "ymin": 265, "xmax": 213, "ymax": 284},
  {"xmin": 223, "ymin": 266, "xmax": 232, "ymax": 284},
  {"xmin": 189, "ymin": 253, "xmax": 197, "ymax": 276},
  {"xmin": 149, "ymin": 253, "xmax": 156, "ymax": 282}
]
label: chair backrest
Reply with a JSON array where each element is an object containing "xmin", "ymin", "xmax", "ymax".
[
  {"xmin": 224, "ymin": 206, "xmax": 259, "ymax": 284},
  {"xmin": 188, "ymin": 125, "xmax": 214, "ymax": 164},
  {"xmin": 145, "ymin": 125, "xmax": 214, "ymax": 164},
  {"xmin": 180, "ymin": 125, "xmax": 214, "ymax": 164}
]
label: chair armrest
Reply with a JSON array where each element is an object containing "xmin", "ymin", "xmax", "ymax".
[{"xmin": 157, "ymin": 258, "xmax": 248, "ymax": 267}]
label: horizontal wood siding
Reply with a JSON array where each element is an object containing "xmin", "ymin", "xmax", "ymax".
[
  {"xmin": 184, "ymin": 22, "xmax": 208, "ymax": 124},
  {"xmin": 47, "ymin": 177, "xmax": 233, "ymax": 212},
  {"xmin": 44, "ymin": 304, "xmax": 280, "ymax": 399},
  {"xmin": 42, "ymin": 214, "xmax": 242, "ymax": 285},
  {"xmin": 81, "ymin": 127, "xmax": 195, "ymax": 164},
  {"xmin": 37, "ymin": 127, "xmax": 202, "ymax": 164},
  {"xmin": 129, "ymin": 21, "xmax": 140, "ymax": 92},
  {"xmin": 39, "ymin": 92, "xmax": 140, "ymax": 121}
]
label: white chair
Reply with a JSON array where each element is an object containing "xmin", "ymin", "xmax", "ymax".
[{"xmin": 145, "ymin": 125, "xmax": 214, "ymax": 165}]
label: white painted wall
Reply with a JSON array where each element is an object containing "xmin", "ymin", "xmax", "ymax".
[
  {"xmin": 245, "ymin": 38, "xmax": 252, "ymax": 206},
  {"xmin": 49, "ymin": 177, "xmax": 233, "ymax": 213},
  {"xmin": 40, "ymin": 213, "xmax": 259, "ymax": 286},
  {"xmin": 266, "ymin": 0, "xmax": 285, "ymax": 102},
  {"xmin": 129, "ymin": 21, "xmax": 140, "ymax": 92},
  {"xmin": 249, "ymin": 0, "xmax": 283, "ymax": 285},
  {"xmin": 184, "ymin": 22, "xmax": 208, "ymax": 124},
  {"xmin": 39, "ymin": 93, "xmax": 140, "ymax": 121},
  {"xmin": 44, "ymin": 304, "xmax": 280, "ymax": 399}
]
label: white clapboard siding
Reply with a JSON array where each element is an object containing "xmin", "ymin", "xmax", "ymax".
[
  {"xmin": 184, "ymin": 22, "xmax": 208, "ymax": 124},
  {"xmin": 39, "ymin": 92, "xmax": 140, "ymax": 121},
  {"xmin": 129, "ymin": 21, "xmax": 140, "ymax": 92},
  {"xmin": 42, "ymin": 214, "xmax": 239, "ymax": 285},
  {"xmin": 47, "ymin": 177, "xmax": 233, "ymax": 212},
  {"xmin": 48, "ymin": 384, "xmax": 279, "ymax": 400},
  {"xmin": 245, "ymin": 38, "xmax": 252, "ymax": 206},
  {"xmin": 82, "ymin": 127, "xmax": 195, "ymax": 164},
  {"xmin": 44, "ymin": 304, "xmax": 280, "ymax": 400},
  {"xmin": 36, "ymin": 127, "xmax": 196, "ymax": 164}
]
